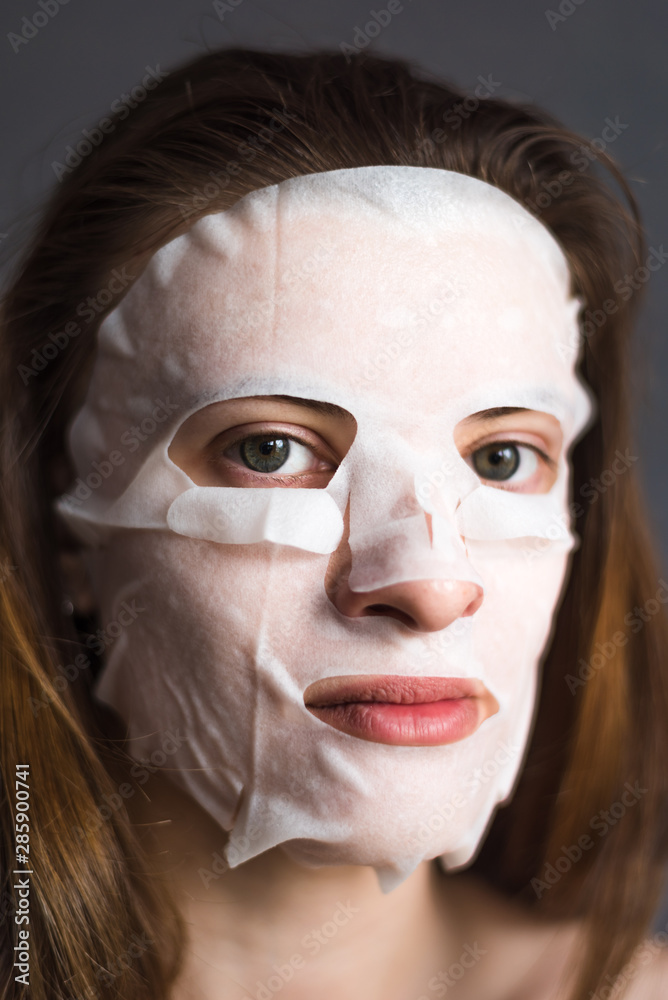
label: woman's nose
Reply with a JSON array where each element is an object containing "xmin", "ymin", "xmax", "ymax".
[
  {"xmin": 326, "ymin": 492, "xmax": 484, "ymax": 632},
  {"xmin": 328, "ymin": 575, "xmax": 483, "ymax": 632}
]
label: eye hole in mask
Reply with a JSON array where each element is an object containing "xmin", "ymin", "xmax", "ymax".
[
  {"xmin": 454, "ymin": 407, "xmax": 563, "ymax": 497},
  {"xmin": 163, "ymin": 396, "xmax": 358, "ymax": 554},
  {"xmin": 168, "ymin": 394, "xmax": 358, "ymax": 490}
]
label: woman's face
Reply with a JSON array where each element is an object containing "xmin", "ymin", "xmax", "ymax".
[{"xmin": 62, "ymin": 168, "xmax": 592, "ymax": 890}]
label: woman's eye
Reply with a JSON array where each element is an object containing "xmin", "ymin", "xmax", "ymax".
[
  {"xmin": 471, "ymin": 442, "xmax": 540, "ymax": 486},
  {"xmin": 213, "ymin": 430, "xmax": 335, "ymax": 484},
  {"xmin": 233, "ymin": 435, "xmax": 317, "ymax": 475}
]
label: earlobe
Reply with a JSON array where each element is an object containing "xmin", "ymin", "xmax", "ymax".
[{"xmin": 58, "ymin": 549, "xmax": 97, "ymax": 616}]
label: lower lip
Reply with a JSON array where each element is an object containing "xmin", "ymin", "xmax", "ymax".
[{"xmin": 307, "ymin": 698, "xmax": 481, "ymax": 746}]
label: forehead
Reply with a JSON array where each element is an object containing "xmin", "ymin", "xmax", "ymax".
[{"xmin": 98, "ymin": 167, "xmax": 584, "ymax": 431}]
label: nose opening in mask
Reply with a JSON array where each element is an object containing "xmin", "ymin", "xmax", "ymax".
[{"xmin": 326, "ymin": 472, "xmax": 485, "ymax": 632}]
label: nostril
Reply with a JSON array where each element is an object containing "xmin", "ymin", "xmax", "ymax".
[
  {"xmin": 365, "ymin": 604, "xmax": 415, "ymax": 627},
  {"xmin": 462, "ymin": 590, "xmax": 484, "ymax": 617},
  {"xmin": 330, "ymin": 578, "xmax": 484, "ymax": 633}
]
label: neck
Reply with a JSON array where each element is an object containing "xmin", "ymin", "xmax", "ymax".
[
  {"xmin": 128, "ymin": 773, "xmax": 578, "ymax": 1000},
  {"xmin": 129, "ymin": 774, "xmax": 464, "ymax": 1000}
]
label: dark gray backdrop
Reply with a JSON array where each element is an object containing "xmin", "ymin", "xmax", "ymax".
[{"xmin": 1, "ymin": 0, "xmax": 666, "ymax": 925}]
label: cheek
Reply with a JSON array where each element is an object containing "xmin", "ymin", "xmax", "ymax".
[
  {"xmin": 90, "ymin": 533, "xmax": 334, "ymax": 683},
  {"xmin": 468, "ymin": 540, "xmax": 570, "ymax": 702}
]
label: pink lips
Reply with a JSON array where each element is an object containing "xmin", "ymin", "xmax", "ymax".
[{"xmin": 304, "ymin": 675, "xmax": 499, "ymax": 746}]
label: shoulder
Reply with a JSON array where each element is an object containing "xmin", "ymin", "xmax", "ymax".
[
  {"xmin": 621, "ymin": 941, "xmax": 668, "ymax": 999},
  {"xmin": 440, "ymin": 873, "xmax": 668, "ymax": 999}
]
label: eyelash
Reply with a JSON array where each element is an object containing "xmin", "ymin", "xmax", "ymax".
[
  {"xmin": 467, "ymin": 439, "xmax": 554, "ymax": 467},
  {"xmin": 208, "ymin": 429, "xmax": 335, "ymax": 484}
]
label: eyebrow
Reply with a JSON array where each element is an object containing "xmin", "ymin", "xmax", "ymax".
[
  {"xmin": 460, "ymin": 406, "xmax": 530, "ymax": 423},
  {"xmin": 257, "ymin": 394, "xmax": 357, "ymax": 422}
]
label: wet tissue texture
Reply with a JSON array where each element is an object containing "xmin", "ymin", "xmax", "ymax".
[{"xmin": 58, "ymin": 166, "xmax": 593, "ymax": 891}]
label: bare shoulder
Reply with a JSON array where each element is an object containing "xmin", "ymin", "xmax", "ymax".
[
  {"xmin": 437, "ymin": 873, "xmax": 668, "ymax": 999},
  {"xmin": 622, "ymin": 942, "xmax": 668, "ymax": 999}
]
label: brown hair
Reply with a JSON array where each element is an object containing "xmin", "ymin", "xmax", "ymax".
[{"xmin": 1, "ymin": 48, "xmax": 667, "ymax": 1000}]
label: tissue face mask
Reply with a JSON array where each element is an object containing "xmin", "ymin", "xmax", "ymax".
[{"xmin": 59, "ymin": 166, "xmax": 593, "ymax": 891}]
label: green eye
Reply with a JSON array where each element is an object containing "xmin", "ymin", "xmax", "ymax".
[
  {"xmin": 472, "ymin": 443, "xmax": 521, "ymax": 481},
  {"xmin": 240, "ymin": 436, "xmax": 290, "ymax": 473}
]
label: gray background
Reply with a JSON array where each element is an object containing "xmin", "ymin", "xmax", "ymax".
[{"xmin": 1, "ymin": 0, "xmax": 666, "ymax": 925}]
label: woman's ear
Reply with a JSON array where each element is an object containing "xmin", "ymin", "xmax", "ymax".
[{"xmin": 59, "ymin": 547, "xmax": 97, "ymax": 617}]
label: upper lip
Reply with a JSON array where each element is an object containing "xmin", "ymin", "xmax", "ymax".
[{"xmin": 304, "ymin": 674, "xmax": 495, "ymax": 708}]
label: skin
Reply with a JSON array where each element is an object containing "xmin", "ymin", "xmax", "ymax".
[
  {"xmin": 128, "ymin": 747, "xmax": 585, "ymax": 1000},
  {"xmin": 124, "ymin": 769, "xmax": 668, "ymax": 999}
]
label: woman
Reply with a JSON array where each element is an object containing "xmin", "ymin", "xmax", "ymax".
[{"xmin": 1, "ymin": 48, "xmax": 667, "ymax": 1000}]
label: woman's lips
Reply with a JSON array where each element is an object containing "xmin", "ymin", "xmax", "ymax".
[{"xmin": 303, "ymin": 675, "xmax": 499, "ymax": 746}]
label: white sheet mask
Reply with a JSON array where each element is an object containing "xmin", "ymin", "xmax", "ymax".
[{"xmin": 58, "ymin": 166, "xmax": 594, "ymax": 891}]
